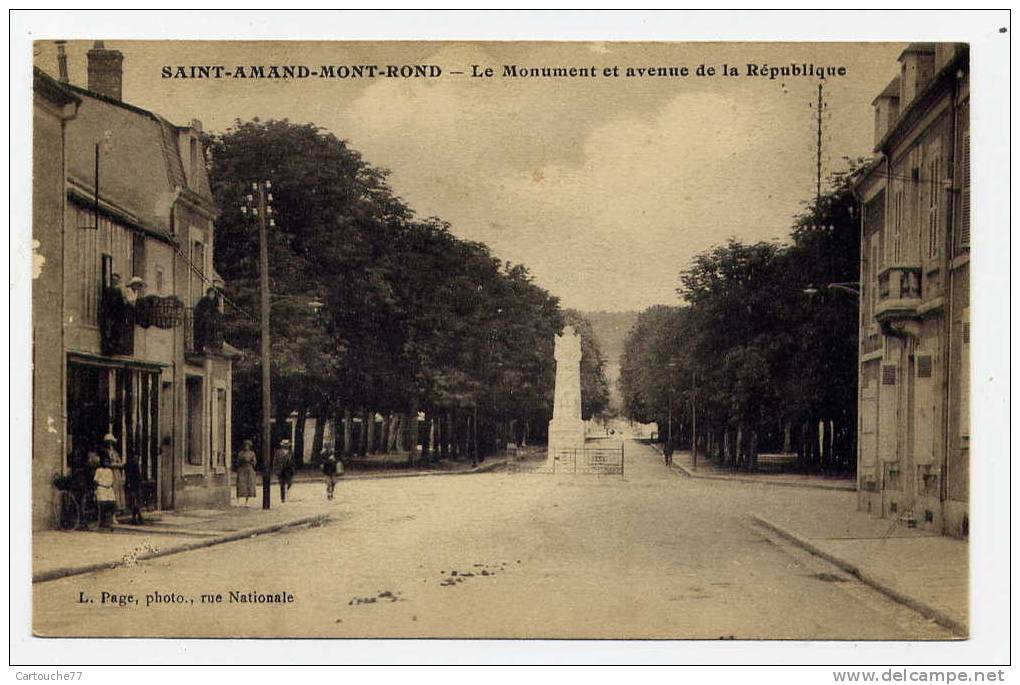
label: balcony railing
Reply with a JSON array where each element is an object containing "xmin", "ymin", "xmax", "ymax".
[
  {"xmin": 861, "ymin": 332, "xmax": 882, "ymax": 355},
  {"xmin": 874, "ymin": 265, "xmax": 922, "ymax": 324},
  {"xmin": 183, "ymin": 309, "xmax": 224, "ymax": 357}
]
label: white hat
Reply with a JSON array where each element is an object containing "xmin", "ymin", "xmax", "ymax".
[
  {"xmin": 127, "ymin": 276, "xmax": 146, "ymax": 289},
  {"xmin": 280, "ymin": 439, "xmax": 291, "ymax": 446},
  {"xmin": 103, "ymin": 433, "xmax": 116, "ymax": 443}
]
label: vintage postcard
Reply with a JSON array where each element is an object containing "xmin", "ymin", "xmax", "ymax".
[{"xmin": 28, "ymin": 36, "xmax": 978, "ymax": 643}]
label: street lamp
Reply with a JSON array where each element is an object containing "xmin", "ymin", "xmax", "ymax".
[
  {"xmin": 803, "ymin": 282, "xmax": 860, "ymax": 297},
  {"xmin": 666, "ymin": 359, "xmax": 678, "ymax": 453}
]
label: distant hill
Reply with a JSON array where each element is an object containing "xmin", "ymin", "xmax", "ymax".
[
  {"xmin": 572, "ymin": 310, "xmax": 640, "ymax": 412},
  {"xmin": 576, "ymin": 310, "xmax": 639, "ymax": 364}
]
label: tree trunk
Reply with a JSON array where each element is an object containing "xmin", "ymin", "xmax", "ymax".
[
  {"xmin": 273, "ymin": 394, "xmax": 290, "ymax": 448},
  {"xmin": 361, "ymin": 409, "xmax": 373, "ymax": 456},
  {"xmin": 419, "ymin": 411, "xmax": 429, "ymax": 461},
  {"xmin": 378, "ymin": 413, "xmax": 390, "ymax": 454},
  {"xmin": 310, "ymin": 409, "xmax": 326, "ymax": 465},
  {"xmin": 749, "ymin": 430, "xmax": 759, "ymax": 472},
  {"xmin": 342, "ymin": 407, "xmax": 353, "ymax": 457},
  {"xmin": 293, "ymin": 405, "xmax": 308, "ymax": 467},
  {"xmin": 435, "ymin": 411, "xmax": 445, "ymax": 460},
  {"xmin": 385, "ymin": 414, "xmax": 397, "ymax": 452},
  {"xmin": 450, "ymin": 411, "xmax": 459, "ymax": 460},
  {"xmin": 405, "ymin": 402, "xmax": 418, "ymax": 464},
  {"xmin": 366, "ymin": 411, "xmax": 376, "ymax": 454}
]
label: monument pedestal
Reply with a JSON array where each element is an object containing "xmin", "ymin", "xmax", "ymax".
[{"xmin": 547, "ymin": 418, "xmax": 586, "ymax": 458}]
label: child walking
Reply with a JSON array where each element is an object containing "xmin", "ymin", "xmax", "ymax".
[
  {"xmin": 94, "ymin": 455, "xmax": 116, "ymax": 530},
  {"xmin": 321, "ymin": 448, "xmax": 342, "ymax": 500}
]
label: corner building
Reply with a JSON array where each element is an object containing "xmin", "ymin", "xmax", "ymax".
[
  {"xmin": 32, "ymin": 43, "xmax": 236, "ymax": 530},
  {"xmin": 853, "ymin": 44, "xmax": 969, "ymax": 538}
]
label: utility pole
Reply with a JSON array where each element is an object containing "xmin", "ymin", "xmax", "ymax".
[
  {"xmin": 242, "ymin": 181, "xmax": 275, "ymax": 510},
  {"xmin": 691, "ymin": 370, "xmax": 697, "ymax": 469},
  {"xmin": 814, "ymin": 82, "xmax": 827, "ymax": 205}
]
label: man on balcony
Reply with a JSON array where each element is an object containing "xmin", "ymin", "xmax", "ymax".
[{"xmin": 193, "ymin": 286, "xmax": 223, "ymax": 352}]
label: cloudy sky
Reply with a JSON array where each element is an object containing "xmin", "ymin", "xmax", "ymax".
[{"xmin": 37, "ymin": 41, "xmax": 904, "ymax": 312}]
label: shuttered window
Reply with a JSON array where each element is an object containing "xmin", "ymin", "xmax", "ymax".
[
  {"xmin": 917, "ymin": 355, "xmax": 933, "ymax": 378},
  {"xmin": 959, "ymin": 314, "xmax": 970, "ymax": 439},
  {"xmin": 882, "ymin": 365, "xmax": 897, "ymax": 385},
  {"xmin": 959, "ymin": 106, "xmax": 970, "ymax": 251}
]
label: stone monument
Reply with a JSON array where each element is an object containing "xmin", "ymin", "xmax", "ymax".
[{"xmin": 547, "ymin": 326, "xmax": 586, "ymax": 461}]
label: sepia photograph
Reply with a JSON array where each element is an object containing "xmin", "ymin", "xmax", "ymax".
[{"xmin": 11, "ymin": 9, "xmax": 1010, "ymax": 669}]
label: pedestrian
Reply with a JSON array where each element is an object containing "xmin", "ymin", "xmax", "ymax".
[
  {"xmin": 663, "ymin": 441, "xmax": 674, "ymax": 467},
  {"xmin": 321, "ymin": 448, "xmax": 341, "ymax": 500},
  {"xmin": 273, "ymin": 439, "xmax": 294, "ymax": 502},
  {"xmin": 124, "ymin": 453, "xmax": 144, "ymax": 524},
  {"xmin": 101, "ymin": 433, "xmax": 126, "ymax": 516},
  {"xmin": 235, "ymin": 439, "xmax": 258, "ymax": 506},
  {"xmin": 94, "ymin": 454, "xmax": 116, "ymax": 530}
]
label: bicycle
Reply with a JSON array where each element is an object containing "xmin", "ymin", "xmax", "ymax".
[{"xmin": 53, "ymin": 475, "xmax": 100, "ymax": 531}]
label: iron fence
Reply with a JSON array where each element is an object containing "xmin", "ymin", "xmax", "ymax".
[{"xmin": 507, "ymin": 444, "xmax": 625, "ymax": 477}]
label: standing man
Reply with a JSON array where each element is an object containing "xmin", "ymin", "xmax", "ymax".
[
  {"xmin": 273, "ymin": 439, "xmax": 294, "ymax": 502},
  {"xmin": 193, "ymin": 286, "xmax": 222, "ymax": 351},
  {"xmin": 663, "ymin": 441, "xmax": 674, "ymax": 467}
]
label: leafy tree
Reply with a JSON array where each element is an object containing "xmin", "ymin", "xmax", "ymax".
[
  {"xmin": 619, "ymin": 160, "xmax": 865, "ymax": 474},
  {"xmin": 206, "ymin": 119, "xmax": 571, "ymax": 463}
]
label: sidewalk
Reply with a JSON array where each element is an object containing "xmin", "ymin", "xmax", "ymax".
[
  {"xmin": 266, "ymin": 452, "xmax": 507, "ymax": 484},
  {"xmin": 668, "ymin": 448, "xmax": 857, "ymax": 491},
  {"xmin": 34, "ymin": 454, "xmax": 506, "ymax": 584},
  {"xmin": 33, "ymin": 504, "xmax": 329, "ymax": 584},
  {"xmin": 751, "ymin": 496, "xmax": 968, "ymax": 637}
]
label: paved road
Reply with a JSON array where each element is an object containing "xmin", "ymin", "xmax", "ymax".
[{"xmin": 34, "ymin": 439, "xmax": 951, "ymax": 639}]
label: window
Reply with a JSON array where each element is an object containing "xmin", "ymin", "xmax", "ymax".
[
  {"xmin": 155, "ymin": 265, "xmax": 166, "ymax": 295},
  {"xmin": 927, "ymin": 155, "xmax": 941, "ymax": 260},
  {"xmin": 882, "ymin": 365, "xmax": 897, "ymax": 385},
  {"xmin": 214, "ymin": 387, "xmax": 228, "ymax": 469},
  {"xmin": 186, "ymin": 375, "xmax": 204, "ymax": 466},
  {"xmin": 887, "ymin": 186, "xmax": 905, "ymax": 265},
  {"xmin": 190, "ymin": 238, "xmax": 206, "ymax": 306},
  {"xmin": 958, "ymin": 107, "xmax": 970, "ymax": 252},
  {"xmin": 132, "ymin": 233, "xmax": 146, "ymax": 278},
  {"xmin": 190, "ymin": 137, "xmax": 199, "ymax": 181},
  {"xmin": 73, "ymin": 204, "xmax": 138, "ymax": 326},
  {"xmin": 959, "ymin": 311, "xmax": 969, "ymax": 440}
]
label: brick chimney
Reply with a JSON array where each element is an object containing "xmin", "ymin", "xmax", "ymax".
[{"xmin": 86, "ymin": 41, "xmax": 123, "ymax": 101}]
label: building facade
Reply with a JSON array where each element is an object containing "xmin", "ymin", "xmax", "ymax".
[
  {"xmin": 32, "ymin": 68, "xmax": 80, "ymax": 531},
  {"xmin": 854, "ymin": 44, "xmax": 969, "ymax": 538},
  {"xmin": 32, "ymin": 43, "xmax": 235, "ymax": 530}
]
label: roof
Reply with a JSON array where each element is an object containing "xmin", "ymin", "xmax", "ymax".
[
  {"xmin": 871, "ymin": 76, "xmax": 901, "ymax": 105},
  {"xmin": 54, "ymin": 74, "xmax": 216, "ymax": 233},
  {"xmin": 33, "ymin": 67, "xmax": 81, "ymax": 108},
  {"xmin": 898, "ymin": 42, "xmax": 937, "ymax": 59},
  {"xmin": 875, "ymin": 45, "xmax": 969, "ymax": 154}
]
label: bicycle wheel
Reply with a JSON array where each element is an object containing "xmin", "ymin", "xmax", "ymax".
[
  {"xmin": 82, "ymin": 496, "xmax": 101, "ymax": 531},
  {"xmin": 58, "ymin": 492, "xmax": 80, "ymax": 531}
]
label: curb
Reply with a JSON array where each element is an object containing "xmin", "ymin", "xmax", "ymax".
[
  {"xmin": 259, "ymin": 459, "xmax": 507, "ymax": 485},
  {"xmin": 649, "ymin": 443, "xmax": 856, "ymax": 492},
  {"xmin": 752, "ymin": 514, "xmax": 967, "ymax": 637},
  {"xmin": 33, "ymin": 513, "xmax": 329, "ymax": 584},
  {"xmin": 673, "ymin": 463, "xmax": 856, "ymax": 492}
]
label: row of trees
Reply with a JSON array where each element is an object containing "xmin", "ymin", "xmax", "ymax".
[
  {"xmin": 620, "ymin": 162, "xmax": 863, "ymax": 474},
  {"xmin": 206, "ymin": 119, "xmax": 609, "ymax": 464}
]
